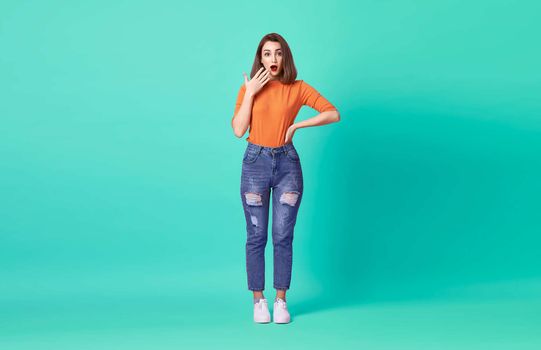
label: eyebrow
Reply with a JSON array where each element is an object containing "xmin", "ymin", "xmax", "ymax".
[{"xmin": 263, "ymin": 49, "xmax": 282, "ymax": 52}]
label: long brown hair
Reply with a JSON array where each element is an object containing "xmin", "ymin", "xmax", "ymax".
[{"xmin": 250, "ymin": 33, "xmax": 297, "ymax": 84}]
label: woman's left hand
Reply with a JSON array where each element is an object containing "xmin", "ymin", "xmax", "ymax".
[{"xmin": 284, "ymin": 125, "xmax": 297, "ymax": 144}]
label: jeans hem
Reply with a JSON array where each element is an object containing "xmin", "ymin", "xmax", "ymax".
[{"xmin": 273, "ymin": 286, "xmax": 290, "ymax": 291}]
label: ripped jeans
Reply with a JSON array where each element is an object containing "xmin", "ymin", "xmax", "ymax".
[{"xmin": 240, "ymin": 141, "xmax": 304, "ymax": 291}]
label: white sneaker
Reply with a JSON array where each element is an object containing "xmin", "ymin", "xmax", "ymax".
[
  {"xmin": 253, "ymin": 298, "xmax": 271, "ymax": 323},
  {"xmin": 273, "ymin": 298, "xmax": 290, "ymax": 324}
]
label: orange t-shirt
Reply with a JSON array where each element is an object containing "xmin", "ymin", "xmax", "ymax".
[{"xmin": 232, "ymin": 79, "xmax": 337, "ymax": 147}]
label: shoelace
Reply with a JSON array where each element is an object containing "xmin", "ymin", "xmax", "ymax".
[
  {"xmin": 257, "ymin": 300, "xmax": 267, "ymax": 311},
  {"xmin": 275, "ymin": 299, "xmax": 287, "ymax": 309}
]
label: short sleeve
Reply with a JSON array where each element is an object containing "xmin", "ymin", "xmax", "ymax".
[
  {"xmin": 299, "ymin": 80, "xmax": 337, "ymax": 112},
  {"xmin": 233, "ymin": 84, "xmax": 246, "ymax": 119}
]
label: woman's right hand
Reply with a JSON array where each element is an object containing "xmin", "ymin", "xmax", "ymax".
[{"xmin": 243, "ymin": 67, "xmax": 270, "ymax": 96}]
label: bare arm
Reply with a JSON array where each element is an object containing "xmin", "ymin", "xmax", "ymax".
[
  {"xmin": 284, "ymin": 110, "xmax": 340, "ymax": 144},
  {"xmin": 231, "ymin": 67, "xmax": 270, "ymax": 138},
  {"xmin": 295, "ymin": 110, "xmax": 340, "ymax": 129},
  {"xmin": 231, "ymin": 89, "xmax": 255, "ymax": 138}
]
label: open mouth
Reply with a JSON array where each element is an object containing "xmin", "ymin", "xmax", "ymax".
[{"xmin": 270, "ymin": 65, "xmax": 278, "ymax": 72}]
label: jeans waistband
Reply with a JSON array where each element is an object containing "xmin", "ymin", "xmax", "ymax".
[{"xmin": 246, "ymin": 141, "xmax": 295, "ymax": 154}]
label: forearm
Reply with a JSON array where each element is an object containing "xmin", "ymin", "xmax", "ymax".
[
  {"xmin": 293, "ymin": 110, "xmax": 340, "ymax": 130},
  {"xmin": 231, "ymin": 91, "xmax": 255, "ymax": 137}
]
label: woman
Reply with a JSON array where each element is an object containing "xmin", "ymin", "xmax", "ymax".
[{"xmin": 231, "ymin": 33, "xmax": 340, "ymax": 324}]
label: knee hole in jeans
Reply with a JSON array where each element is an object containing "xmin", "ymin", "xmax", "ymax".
[
  {"xmin": 244, "ymin": 192, "xmax": 263, "ymax": 206},
  {"xmin": 279, "ymin": 191, "xmax": 300, "ymax": 207}
]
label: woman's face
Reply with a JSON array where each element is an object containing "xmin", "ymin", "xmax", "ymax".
[{"xmin": 260, "ymin": 41, "xmax": 283, "ymax": 79}]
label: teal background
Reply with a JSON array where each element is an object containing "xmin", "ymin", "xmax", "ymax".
[{"xmin": 1, "ymin": 0, "xmax": 540, "ymax": 348}]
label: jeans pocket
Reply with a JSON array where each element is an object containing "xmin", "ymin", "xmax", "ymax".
[
  {"xmin": 243, "ymin": 148, "xmax": 260, "ymax": 164},
  {"xmin": 285, "ymin": 148, "xmax": 300, "ymax": 162}
]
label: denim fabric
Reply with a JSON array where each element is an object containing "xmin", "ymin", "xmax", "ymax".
[{"xmin": 240, "ymin": 141, "xmax": 304, "ymax": 291}]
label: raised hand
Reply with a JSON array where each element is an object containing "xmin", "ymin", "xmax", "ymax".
[{"xmin": 244, "ymin": 67, "xmax": 271, "ymax": 96}]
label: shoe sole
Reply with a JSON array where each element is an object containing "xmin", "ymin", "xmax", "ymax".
[
  {"xmin": 273, "ymin": 318, "xmax": 290, "ymax": 324},
  {"xmin": 254, "ymin": 318, "xmax": 271, "ymax": 323},
  {"xmin": 254, "ymin": 313, "xmax": 271, "ymax": 323}
]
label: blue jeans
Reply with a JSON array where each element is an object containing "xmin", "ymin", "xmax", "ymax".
[{"xmin": 240, "ymin": 141, "xmax": 304, "ymax": 291}]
